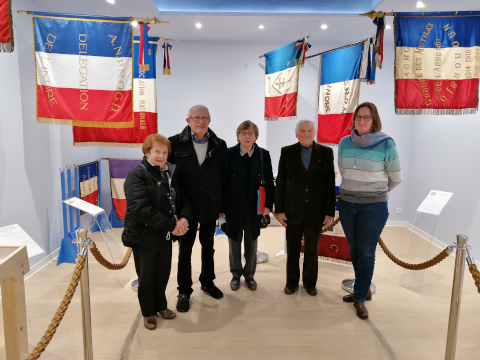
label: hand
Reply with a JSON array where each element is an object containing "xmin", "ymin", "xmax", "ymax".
[
  {"xmin": 177, "ymin": 218, "xmax": 189, "ymax": 233},
  {"xmin": 323, "ymin": 215, "xmax": 333, "ymax": 227},
  {"xmin": 277, "ymin": 212, "xmax": 287, "ymax": 226},
  {"xmin": 172, "ymin": 222, "xmax": 187, "ymax": 236},
  {"xmin": 263, "ymin": 207, "xmax": 271, "ymax": 216},
  {"xmin": 219, "ymin": 213, "xmax": 224, "ymax": 220}
]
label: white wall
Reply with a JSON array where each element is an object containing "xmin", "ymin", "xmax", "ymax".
[{"xmin": 1, "ymin": 0, "xmax": 478, "ymax": 266}]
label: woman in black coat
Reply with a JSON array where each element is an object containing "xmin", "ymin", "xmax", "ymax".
[
  {"xmin": 224, "ymin": 121, "xmax": 274, "ymax": 291},
  {"xmin": 122, "ymin": 134, "xmax": 191, "ymax": 330}
]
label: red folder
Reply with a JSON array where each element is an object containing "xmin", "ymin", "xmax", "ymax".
[{"xmin": 257, "ymin": 186, "xmax": 266, "ymax": 215}]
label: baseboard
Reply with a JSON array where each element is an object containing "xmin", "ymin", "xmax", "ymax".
[{"xmin": 25, "ymin": 247, "xmax": 60, "ymax": 281}]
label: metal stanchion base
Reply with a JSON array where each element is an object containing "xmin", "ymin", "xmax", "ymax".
[
  {"xmin": 243, "ymin": 251, "xmax": 269, "ymax": 264},
  {"xmin": 341, "ymin": 279, "xmax": 376, "ymax": 294},
  {"xmin": 131, "ymin": 279, "xmax": 139, "ymax": 292}
]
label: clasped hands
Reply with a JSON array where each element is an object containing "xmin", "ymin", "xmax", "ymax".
[
  {"xmin": 172, "ymin": 217, "xmax": 189, "ymax": 236},
  {"xmin": 276, "ymin": 213, "xmax": 332, "ymax": 228}
]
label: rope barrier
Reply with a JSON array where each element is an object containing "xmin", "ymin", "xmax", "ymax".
[
  {"xmin": 468, "ymin": 264, "xmax": 480, "ymax": 294},
  {"xmin": 89, "ymin": 244, "xmax": 132, "ymax": 270},
  {"xmin": 26, "ymin": 255, "xmax": 87, "ymax": 360}
]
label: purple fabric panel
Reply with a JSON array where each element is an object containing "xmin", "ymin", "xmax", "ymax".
[{"xmin": 110, "ymin": 159, "xmax": 142, "ymax": 179}]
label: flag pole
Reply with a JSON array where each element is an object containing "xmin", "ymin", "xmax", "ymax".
[
  {"xmin": 305, "ymin": 38, "xmax": 368, "ymax": 60},
  {"xmin": 259, "ymin": 35, "xmax": 310, "ymax": 58},
  {"xmin": 17, "ymin": 11, "xmax": 169, "ymax": 24}
]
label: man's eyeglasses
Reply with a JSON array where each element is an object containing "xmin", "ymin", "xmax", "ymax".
[
  {"xmin": 239, "ymin": 131, "xmax": 255, "ymax": 137},
  {"xmin": 354, "ymin": 115, "xmax": 373, "ymax": 122},
  {"xmin": 190, "ymin": 116, "xmax": 210, "ymax": 122}
]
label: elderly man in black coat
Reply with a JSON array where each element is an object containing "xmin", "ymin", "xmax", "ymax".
[
  {"xmin": 275, "ymin": 120, "xmax": 336, "ymax": 296},
  {"xmin": 168, "ymin": 104, "xmax": 229, "ymax": 312}
]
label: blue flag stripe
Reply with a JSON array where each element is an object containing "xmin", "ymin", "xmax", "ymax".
[
  {"xmin": 395, "ymin": 16, "xmax": 480, "ymax": 48},
  {"xmin": 34, "ymin": 17, "xmax": 132, "ymax": 57},
  {"xmin": 134, "ymin": 36, "xmax": 158, "ymax": 79},
  {"xmin": 320, "ymin": 43, "xmax": 363, "ymax": 85},
  {"xmin": 265, "ymin": 41, "xmax": 298, "ymax": 74}
]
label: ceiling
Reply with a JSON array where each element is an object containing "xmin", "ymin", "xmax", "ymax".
[{"xmin": 149, "ymin": 0, "xmax": 385, "ymax": 16}]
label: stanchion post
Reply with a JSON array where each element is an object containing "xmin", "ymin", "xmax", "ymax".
[
  {"xmin": 60, "ymin": 170, "xmax": 68, "ymax": 239},
  {"xmin": 75, "ymin": 167, "xmax": 81, "ymax": 227},
  {"xmin": 445, "ymin": 234, "xmax": 468, "ymax": 360},
  {"xmin": 75, "ymin": 229, "xmax": 94, "ymax": 360},
  {"xmin": 67, "ymin": 167, "xmax": 74, "ymax": 234}
]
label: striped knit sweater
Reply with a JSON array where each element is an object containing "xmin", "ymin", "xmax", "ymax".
[{"xmin": 338, "ymin": 135, "xmax": 402, "ymax": 203}]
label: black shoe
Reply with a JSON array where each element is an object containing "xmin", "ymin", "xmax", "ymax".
[
  {"xmin": 230, "ymin": 277, "xmax": 240, "ymax": 291},
  {"xmin": 201, "ymin": 285, "xmax": 224, "ymax": 299},
  {"xmin": 176, "ymin": 294, "xmax": 190, "ymax": 312},
  {"xmin": 245, "ymin": 278, "xmax": 257, "ymax": 291}
]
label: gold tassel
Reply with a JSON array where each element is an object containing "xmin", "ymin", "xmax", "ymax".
[
  {"xmin": 37, "ymin": 117, "xmax": 135, "ymax": 128},
  {"xmin": 73, "ymin": 141, "xmax": 143, "ymax": 148},
  {"xmin": 139, "ymin": 64, "xmax": 150, "ymax": 72},
  {"xmin": 163, "ymin": 68, "xmax": 171, "ymax": 75}
]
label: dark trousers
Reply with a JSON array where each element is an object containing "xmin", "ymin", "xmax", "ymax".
[
  {"xmin": 133, "ymin": 243, "xmax": 172, "ymax": 317},
  {"xmin": 285, "ymin": 218, "xmax": 322, "ymax": 289},
  {"xmin": 338, "ymin": 199, "xmax": 389, "ymax": 303},
  {"xmin": 177, "ymin": 220, "xmax": 216, "ymax": 295}
]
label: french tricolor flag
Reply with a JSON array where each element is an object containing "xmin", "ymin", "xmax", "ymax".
[
  {"xmin": 317, "ymin": 42, "xmax": 364, "ymax": 144},
  {"xmin": 79, "ymin": 162, "xmax": 98, "ymax": 206},
  {"xmin": 394, "ymin": 12, "xmax": 480, "ymax": 115},
  {"xmin": 264, "ymin": 41, "xmax": 301, "ymax": 120},
  {"xmin": 110, "ymin": 159, "xmax": 142, "ymax": 220},
  {"xmin": 33, "ymin": 12, "xmax": 134, "ymax": 128}
]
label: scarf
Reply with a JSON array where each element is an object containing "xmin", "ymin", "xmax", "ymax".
[{"xmin": 350, "ymin": 129, "xmax": 393, "ymax": 149}]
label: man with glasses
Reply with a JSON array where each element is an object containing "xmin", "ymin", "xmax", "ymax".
[
  {"xmin": 168, "ymin": 105, "xmax": 228, "ymax": 312},
  {"xmin": 275, "ymin": 120, "xmax": 336, "ymax": 296}
]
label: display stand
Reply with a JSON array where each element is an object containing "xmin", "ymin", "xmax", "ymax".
[
  {"xmin": 398, "ymin": 211, "xmax": 439, "ymax": 293},
  {"xmin": 0, "ymin": 246, "xmax": 29, "ymax": 360}
]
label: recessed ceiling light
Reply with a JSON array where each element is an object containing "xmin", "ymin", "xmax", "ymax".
[
  {"xmin": 385, "ymin": 24, "xmax": 391, "ymax": 29},
  {"xmin": 196, "ymin": 23, "xmax": 202, "ymax": 29},
  {"xmin": 258, "ymin": 24, "xmax": 264, "ymax": 29},
  {"xmin": 106, "ymin": 0, "xmax": 115, "ymax": 4},
  {"xmin": 416, "ymin": 1, "xmax": 425, "ymax": 8},
  {"xmin": 321, "ymin": 24, "xmax": 328, "ymax": 30},
  {"xmin": 132, "ymin": 21, "xmax": 138, "ymax": 27}
]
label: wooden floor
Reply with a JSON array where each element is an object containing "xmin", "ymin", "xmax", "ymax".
[{"xmin": 1, "ymin": 225, "xmax": 479, "ymax": 359}]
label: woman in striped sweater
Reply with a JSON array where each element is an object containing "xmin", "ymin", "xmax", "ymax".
[{"xmin": 338, "ymin": 102, "xmax": 402, "ymax": 320}]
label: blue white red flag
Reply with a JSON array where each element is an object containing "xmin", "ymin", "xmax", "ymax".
[
  {"xmin": 78, "ymin": 161, "xmax": 98, "ymax": 206},
  {"xmin": 33, "ymin": 12, "xmax": 133, "ymax": 127},
  {"xmin": 264, "ymin": 40, "xmax": 309, "ymax": 120},
  {"xmin": 110, "ymin": 159, "xmax": 142, "ymax": 220},
  {"xmin": 73, "ymin": 36, "xmax": 159, "ymax": 146},
  {"xmin": 162, "ymin": 42, "xmax": 172, "ymax": 75},
  {"xmin": 317, "ymin": 42, "xmax": 365, "ymax": 144},
  {"xmin": 394, "ymin": 12, "xmax": 480, "ymax": 115},
  {"xmin": 138, "ymin": 22, "xmax": 150, "ymax": 72}
]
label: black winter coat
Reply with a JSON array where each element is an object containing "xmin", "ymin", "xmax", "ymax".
[
  {"xmin": 224, "ymin": 144, "xmax": 274, "ymax": 242},
  {"xmin": 275, "ymin": 142, "xmax": 336, "ymax": 226},
  {"xmin": 168, "ymin": 126, "xmax": 228, "ymax": 224},
  {"xmin": 121, "ymin": 158, "xmax": 192, "ymax": 248}
]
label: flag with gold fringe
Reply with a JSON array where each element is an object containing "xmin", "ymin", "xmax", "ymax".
[
  {"xmin": 162, "ymin": 42, "xmax": 172, "ymax": 75},
  {"xmin": 73, "ymin": 36, "xmax": 158, "ymax": 147},
  {"xmin": 0, "ymin": 0, "xmax": 13, "ymax": 52},
  {"xmin": 33, "ymin": 12, "xmax": 134, "ymax": 127},
  {"xmin": 394, "ymin": 11, "xmax": 480, "ymax": 115}
]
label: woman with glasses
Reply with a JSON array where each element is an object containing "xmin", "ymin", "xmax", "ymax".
[
  {"xmin": 337, "ymin": 102, "xmax": 402, "ymax": 319},
  {"xmin": 223, "ymin": 121, "xmax": 274, "ymax": 291}
]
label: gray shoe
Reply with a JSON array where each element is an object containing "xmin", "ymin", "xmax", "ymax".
[
  {"xmin": 245, "ymin": 278, "xmax": 257, "ymax": 291},
  {"xmin": 230, "ymin": 277, "xmax": 240, "ymax": 291}
]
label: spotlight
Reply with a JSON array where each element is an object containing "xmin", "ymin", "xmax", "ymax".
[
  {"xmin": 416, "ymin": 1, "xmax": 425, "ymax": 8},
  {"xmin": 132, "ymin": 21, "xmax": 138, "ymax": 27},
  {"xmin": 106, "ymin": 0, "xmax": 115, "ymax": 4},
  {"xmin": 259, "ymin": 24, "xmax": 264, "ymax": 29},
  {"xmin": 196, "ymin": 23, "xmax": 202, "ymax": 29},
  {"xmin": 321, "ymin": 24, "xmax": 328, "ymax": 30}
]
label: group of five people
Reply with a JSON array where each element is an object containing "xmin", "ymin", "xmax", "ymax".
[{"xmin": 122, "ymin": 102, "xmax": 402, "ymax": 330}]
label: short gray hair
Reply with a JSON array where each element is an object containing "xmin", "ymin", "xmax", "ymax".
[
  {"xmin": 295, "ymin": 119, "xmax": 316, "ymax": 134},
  {"xmin": 188, "ymin": 104, "xmax": 211, "ymax": 118}
]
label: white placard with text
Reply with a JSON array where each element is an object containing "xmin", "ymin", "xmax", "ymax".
[
  {"xmin": 64, "ymin": 197, "xmax": 104, "ymax": 216},
  {"xmin": 417, "ymin": 190, "xmax": 453, "ymax": 216},
  {"xmin": 0, "ymin": 224, "xmax": 45, "ymax": 258}
]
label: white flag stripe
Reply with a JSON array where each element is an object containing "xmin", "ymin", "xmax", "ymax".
[
  {"xmin": 395, "ymin": 46, "xmax": 480, "ymax": 80},
  {"xmin": 318, "ymin": 79, "xmax": 360, "ymax": 115},
  {"xmin": 133, "ymin": 78, "xmax": 156, "ymax": 113},
  {"xmin": 111, "ymin": 178, "xmax": 126, "ymax": 200},
  {"xmin": 359, "ymin": 41, "xmax": 369, "ymax": 80},
  {"xmin": 80, "ymin": 177, "xmax": 98, "ymax": 196},
  {"xmin": 264, "ymin": 65, "xmax": 299, "ymax": 98},
  {"xmin": 36, "ymin": 52, "xmax": 133, "ymax": 91}
]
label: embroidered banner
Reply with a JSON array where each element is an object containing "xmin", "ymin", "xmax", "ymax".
[
  {"xmin": 162, "ymin": 42, "xmax": 172, "ymax": 75},
  {"xmin": 394, "ymin": 11, "xmax": 480, "ymax": 115},
  {"xmin": 317, "ymin": 42, "xmax": 365, "ymax": 144},
  {"xmin": 264, "ymin": 39, "xmax": 311, "ymax": 120},
  {"xmin": 109, "ymin": 159, "xmax": 142, "ymax": 220},
  {"xmin": 0, "ymin": 0, "xmax": 13, "ymax": 52},
  {"xmin": 33, "ymin": 12, "xmax": 134, "ymax": 127},
  {"xmin": 73, "ymin": 36, "xmax": 158, "ymax": 147},
  {"xmin": 78, "ymin": 161, "xmax": 99, "ymax": 206}
]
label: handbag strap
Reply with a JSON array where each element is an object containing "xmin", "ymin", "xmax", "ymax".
[{"xmin": 259, "ymin": 147, "xmax": 265, "ymax": 186}]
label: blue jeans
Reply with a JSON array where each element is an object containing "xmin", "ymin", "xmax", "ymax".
[{"xmin": 338, "ymin": 199, "xmax": 389, "ymax": 303}]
